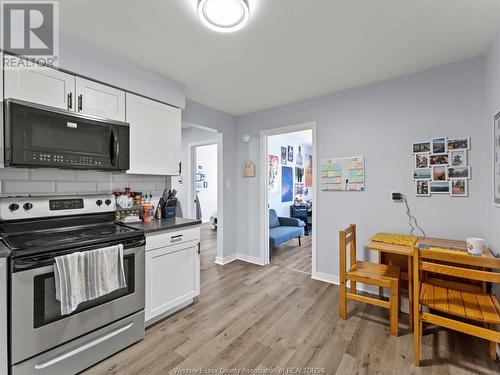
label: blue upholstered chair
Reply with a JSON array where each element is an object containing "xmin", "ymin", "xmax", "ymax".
[{"xmin": 269, "ymin": 209, "xmax": 304, "ymax": 260}]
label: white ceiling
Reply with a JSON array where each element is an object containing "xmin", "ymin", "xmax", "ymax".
[
  {"xmin": 59, "ymin": 0, "xmax": 500, "ymax": 115},
  {"xmin": 270, "ymin": 130, "xmax": 313, "ymax": 147}
]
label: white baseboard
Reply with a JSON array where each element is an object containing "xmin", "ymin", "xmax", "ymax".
[
  {"xmin": 311, "ymin": 271, "xmax": 380, "ymax": 294},
  {"xmin": 236, "ymin": 253, "xmax": 266, "ymax": 266},
  {"xmin": 215, "ymin": 253, "xmax": 265, "ymax": 266},
  {"xmin": 214, "ymin": 253, "xmax": 238, "ymax": 265},
  {"xmin": 312, "ymin": 271, "xmax": 339, "ymax": 285}
]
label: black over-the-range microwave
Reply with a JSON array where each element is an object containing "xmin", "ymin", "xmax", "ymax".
[{"xmin": 2, "ymin": 99, "xmax": 130, "ymax": 171}]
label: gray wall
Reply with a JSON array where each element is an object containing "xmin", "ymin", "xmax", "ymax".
[
  {"xmin": 182, "ymin": 100, "xmax": 238, "ymax": 258},
  {"xmin": 485, "ymin": 30, "xmax": 500, "ymax": 258},
  {"xmin": 236, "ymin": 57, "xmax": 486, "ymax": 279}
]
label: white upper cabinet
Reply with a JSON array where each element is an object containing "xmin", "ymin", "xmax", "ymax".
[
  {"xmin": 126, "ymin": 93, "xmax": 181, "ymax": 175},
  {"xmin": 4, "ymin": 56, "xmax": 75, "ymax": 110},
  {"xmin": 75, "ymin": 77, "xmax": 125, "ymax": 121}
]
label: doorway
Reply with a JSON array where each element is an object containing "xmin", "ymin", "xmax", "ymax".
[
  {"xmin": 191, "ymin": 142, "xmax": 218, "ymax": 270},
  {"xmin": 261, "ymin": 122, "xmax": 317, "ymax": 275},
  {"xmin": 191, "ymin": 143, "xmax": 218, "ymax": 224},
  {"xmin": 171, "ymin": 124, "xmax": 223, "ymax": 269}
]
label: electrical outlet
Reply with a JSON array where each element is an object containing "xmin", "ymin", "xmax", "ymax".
[{"xmin": 391, "ymin": 191, "xmax": 403, "ymax": 202}]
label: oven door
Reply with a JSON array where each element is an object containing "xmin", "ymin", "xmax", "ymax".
[
  {"xmin": 10, "ymin": 240, "xmax": 145, "ymax": 364},
  {"xmin": 4, "ymin": 99, "xmax": 130, "ymax": 170}
]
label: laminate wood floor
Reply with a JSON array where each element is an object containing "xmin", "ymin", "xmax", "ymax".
[{"xmin": 84, "ymin": 226, "xmax": 499, "ymax": 375}]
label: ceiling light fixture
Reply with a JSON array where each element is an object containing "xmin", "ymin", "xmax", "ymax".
[{"xmin": 197, "ymin": 0, "xmax": 250, "ymax": 33}]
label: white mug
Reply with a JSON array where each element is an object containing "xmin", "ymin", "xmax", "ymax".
[{"xmin": 466, "ymin": 237, "xmax": 485, "ymax": 256}]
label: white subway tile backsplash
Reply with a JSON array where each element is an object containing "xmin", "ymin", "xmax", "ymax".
[
  {"xmin": 76, "ymin": 171, "xmax": 112, "ymax": 182},
  {"xmin": 155, "ymin": 182, "xmax": 168, "ymax": 191},
  {"xmin": 4, "ymin": 181, "xmax": 55, "ymax": 194},
  {"xmin": 0, "ymin": 167, "xmax": 171, "ymax": 196},
  {"xmin": 30, "ymin": 169, "xmax": 76, "ymax": 181},
  {"xmin": 56, "ymin": 181, "xmax": 96, "ymax": 193},
  {"xmin": 127, "ymin": 182, "xmax": 157, "ymax": 192},
  {"xmin": 0, "ymin": 168, "xmax": 29, "ymax": 180},
  {"xmin": 112, "ymin": 173, "xmax": 142, "ymax": 182},
  {"xmin": 96, "ymin": 181, "xmax": 113, "ymax": 192},
  {"xmin": 141, "ymin": 175, "xmax": 167, "ymax": 183}
]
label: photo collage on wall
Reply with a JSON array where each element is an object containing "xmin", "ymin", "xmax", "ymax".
[{"xmin": 412, "ymin": 137, "xmax": 470, "ymax": 197}]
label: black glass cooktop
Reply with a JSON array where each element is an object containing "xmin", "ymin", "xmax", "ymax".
[{"xmin": 1, "ymin": 214, "xmax": 143, "ymax": 258}]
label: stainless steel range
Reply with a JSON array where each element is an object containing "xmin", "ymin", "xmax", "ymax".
[{"xmin": 0, "ymin": 195, "xmax": 145, "ymax": 375}]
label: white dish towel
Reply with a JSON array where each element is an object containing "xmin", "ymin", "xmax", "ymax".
[{"xmin": 54, "ymin": 244, "xmax": 127, "ymax": 315}]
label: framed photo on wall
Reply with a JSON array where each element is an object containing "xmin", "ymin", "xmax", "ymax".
[{"xmin": 495, "ymin": 112, "xmax": 500, "ymax": 206}]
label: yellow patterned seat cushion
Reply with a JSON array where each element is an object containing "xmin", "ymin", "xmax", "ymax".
[{"xmin": 372, "ymin": 233, "xmax": 417, "ymax": 247}]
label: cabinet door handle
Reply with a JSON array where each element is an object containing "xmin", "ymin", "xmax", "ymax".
[
  {"xmin": 67, "ymin": 92, "xmax": 73, "ymax": 110},
  {"xmin": 197, "ymin": 243, "xmax": 201, "ymax": 255},
  {"xmin": 171, "ymin": 234, "xmax": 183, "ymax": 242},
  {"xmin": 178, "ymin": 162, "xmax": 182, "ymax": 175},
  {"xmin": 78, "ymin": 94, "xmax": 83, "ymax": 111}
]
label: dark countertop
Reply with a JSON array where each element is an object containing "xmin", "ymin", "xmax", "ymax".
[{"xmin": 124, "ymin": 218, "xmax": 202, "ymax": 234}]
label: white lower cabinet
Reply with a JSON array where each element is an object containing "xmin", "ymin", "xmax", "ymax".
[{"xmin": 145, "ymin": 227, "xmax": 200, "ymax": 324}]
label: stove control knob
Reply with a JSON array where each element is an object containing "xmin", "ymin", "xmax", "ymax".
[
  {"xmin": 96, "ymin": 200, "xmax": 103, "ymax": 206},
  {"xmin": 8, "ymin": 203, "xmax": 19, "ymax": 212},
  {"xmin": 23, "ymin": 203, "xmax": 33, "ymax": 211},
  {"xmin": 105, "ymin": 199, "xmax": 112, "ymax": 206}
]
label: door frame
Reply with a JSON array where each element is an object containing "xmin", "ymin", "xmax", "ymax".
[
  {"xmin": 187, "ymin": 134, "xmax": 223, "ymax": 263},
  {"xmin": 259, "ymin": 121, "xmax": 317, "ymax": 273}
]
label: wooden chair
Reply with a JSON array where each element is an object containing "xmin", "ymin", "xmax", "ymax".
[
  {"xmin": 339, "ymin": 224, "xmax": 401, "ymax": 336},
  {"xmin": 413, "ymin": 247, "xmax": 500, "ymax": 366}
]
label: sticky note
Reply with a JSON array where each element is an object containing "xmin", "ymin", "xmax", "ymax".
[{"xmin": 334, "ymin": 177, "xmax": 342, "ymax": 184}]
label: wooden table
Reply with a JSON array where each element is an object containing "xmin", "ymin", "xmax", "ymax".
[{"xmin": 367, "ymin": 236, "xmax": 497, "ymax": 333}]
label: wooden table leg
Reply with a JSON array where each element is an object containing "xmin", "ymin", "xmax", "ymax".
[
  {"xmin": 408, "ymin": 255, "xmax": 414, "ymax": 332},
  {"xmin": 378, "ymin": 252, "xmax": 384, "ymax": 298}
]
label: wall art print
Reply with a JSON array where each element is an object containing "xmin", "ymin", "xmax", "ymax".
[
  {"xmin": 305, "ymin": 154, "xmax": 313, "ymax": 187},
  {"xmin": 268, "ymin": 154, "xmax": 279, "ymax": 193},
  {"xmin": 281, "ymin": 166, "xmax": 293, "ymax": 202}
]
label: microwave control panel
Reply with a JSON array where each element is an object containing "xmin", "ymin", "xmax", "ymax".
[{"xmin": 25, "ymin": 151, "xmax": 109, "ymax": 167}]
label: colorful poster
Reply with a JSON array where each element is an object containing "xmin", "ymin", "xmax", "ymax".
[
  {"xmin": 281, "ymin": 147, "xmax": 287, "ymax": 165},
  {"xmin": 268, "ymin": 155, "xmax": 279, "ymax": 193},
  {"xmin": 305, "ymin": 154, "xmax": 312, "ymax": 187},
  {"xmin": 281, "ymin": 166, "xmax": 293, "ymax": 202}
]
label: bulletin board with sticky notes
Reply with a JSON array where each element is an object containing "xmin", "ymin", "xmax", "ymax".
[{"xmin": 321, "ymin": 156, "xmax": 365, "ymax": 191}]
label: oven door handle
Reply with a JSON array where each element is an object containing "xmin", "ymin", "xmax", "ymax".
[{"xmin": 34, "ymin": 322, "xmax": 134, "ymax": 370}]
